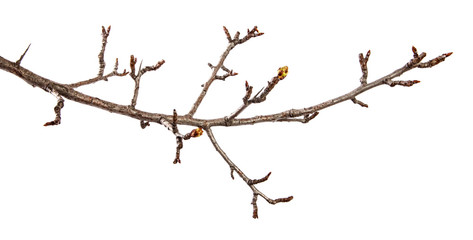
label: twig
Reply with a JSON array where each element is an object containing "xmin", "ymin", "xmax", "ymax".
[
  {"xmin": 352, "ymin": 98, "xmax": 369, "ymax": 108},
  {"xmin": 98, "ymin": 26, "xmax": 111, "ymax": 77},
  {"xmin": 187, "ymin": 26, "xmax": 264, "ymax": 117},
  {"xmin": 15, "ymin": 43, "xmax": 31, "ymax": 66},
  {"xmin": 226, "ymin": 66, "xmax": 288, "ymax": 124},
  {"xmin": 205, "ymin": 127, "xmax": 293, "ymax": 218},
  {"xmin": 68, "ymin": 25, "xmax": 128, "ymax": 88},
  {"xmin": 129, "ymin": 56, "xmax": 165, "ymax": 108},
  {"xmin": 359, "ymin": 50, "xmax": 370, "ymax": 85},
  {"xmin": 43, "ymin": 88, "xmax": 65, "ymax": 126}
]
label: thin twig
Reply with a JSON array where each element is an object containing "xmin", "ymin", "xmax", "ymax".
[
  {"xmin": 98, "ymin": 26, "xmax": 111, "ymax": 77},
  {"xmin": 15, "ymin": 43, "xmax": 31, "ymax": 66},
  {"xmin": 129, "ymin": 56, "xmax": 165, "ymax": 108},
  {"xmin": 205, "ymin": 127, "xmax": 293, "ymax": 218},
  {"xmin": 187, "ymin": 26, "xmax": 264, "ymax": 117}
]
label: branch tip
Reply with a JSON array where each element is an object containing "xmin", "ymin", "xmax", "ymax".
[
  {"xmin": 412, "ymin": 46, "xmax": 419, "ymax": 58},
  {"xmin": 277, "ymin": 66, "xmax": 289, "ymax": 80},
  {"xmin": 417, "ymin": 51, "xmax": 453, "ymax": 68},
  {"xmin": 248, "ymin": 172, "xmax": 272, "ymax": 185},
  {"xmin": 386, "ymin": 80, "xmax": 421, "ymax": 87},
  {"xmin": 274, "ymin": 195, "xmax": 294, "ymax": 203},
  {"xmin": 223, "ymin": 26, "xmax": 232, "ymax": 42},
  {"xmin": 15, "ymin": 43, "xmax": 31, "ymax": 66}
]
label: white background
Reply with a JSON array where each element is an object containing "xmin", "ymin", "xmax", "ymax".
[{"xmin": 1, "ymin": 0, "xmax": 471, "ymax": 239}]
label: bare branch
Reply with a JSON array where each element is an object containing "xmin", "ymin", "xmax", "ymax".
[
  {"xmin": 187, "ymin": 26, "xmax": 264, "ymax": 117},
  {"xmin": 129, "ymin": 56, "xmax": 165, "ymax": 108},
  {"xmin": 98, "ymin": 26, "xmax": 111, "ymax": 77},
  {"xmin": 205, "ymin": 127, "xmax": 293, "ymax": 218},
  {"xmin": 0, "ymin": 26, "xmax": 452, "ymax": 218},
  {"xmin": 67, "ymin": 25, "xmax": 128, "ymax": 88},
  {"xmin": 417, "ymin": 52, "xmax": 453, "ymax": 68}
]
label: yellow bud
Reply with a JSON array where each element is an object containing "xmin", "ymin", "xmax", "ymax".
[
  {"xmin": 190, "ymin": 127, "xmax": 203, "ymax": 138},
  {"xmin": 277, "ymin": 66, "xmax": 288, "ymax": 80}
]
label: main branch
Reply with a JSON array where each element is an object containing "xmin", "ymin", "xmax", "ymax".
[{"xmin": 0, "ymin": 26, "xmax": 451, "ymax": 218}]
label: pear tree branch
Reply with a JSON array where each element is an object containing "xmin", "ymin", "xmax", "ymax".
[{"xmin": 0, "ymin": 26, "xmax": 452, "ymax": 218}]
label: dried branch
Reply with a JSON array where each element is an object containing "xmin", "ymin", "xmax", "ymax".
[
  {"xmin": 68, "ymin": 26, "xmax": 128, "ymax": 88},
  {"xmin": 205, "ymin": 127, "xmax": 293, "ymax": 218},
  {"xmin": 0, "ymin": 26, "xmax": 452, "ymax": 218},
  {"xmin": 129, "ymin": 56, "xmax": 165, "ymax": 108},
  {"xmin": 187, "ymin": 26, "xmax": 264, "ymax": 117}
]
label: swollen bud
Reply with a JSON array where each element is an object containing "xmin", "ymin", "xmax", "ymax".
[
  {"xmin": 190, "ymin": 127, "xmax": 204, "ymax": 138},
  {"xmin": 277, "ymin": 66, "xmax": 288, "ymax": 80}
]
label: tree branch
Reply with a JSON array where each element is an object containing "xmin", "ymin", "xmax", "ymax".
[
  {"xmin": 67, "ymin": 26, "xmax": 128, "ymax": 88},
  {"xmin": 0, "ymin": 26, "xmax": 452, "ymax": 218},
  {"xmin": 187, "ymin": 26, "xmax": 263, "ymax": 117},
  {"xmin": 205, "ymin": 127, "xmax": 293, "ymax": 218}
]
